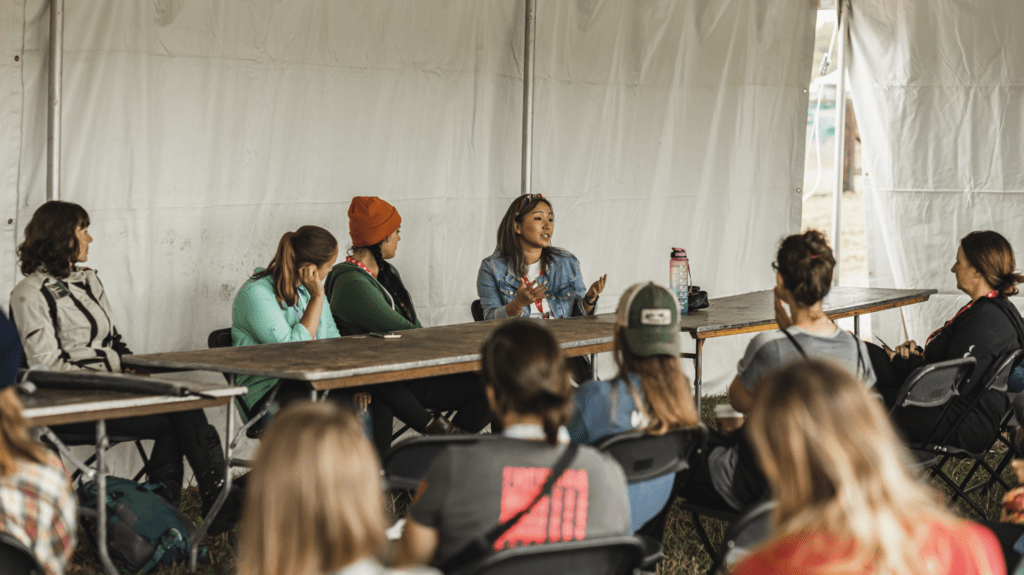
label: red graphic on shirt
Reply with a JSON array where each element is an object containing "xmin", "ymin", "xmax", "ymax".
[{"xmin": 493, "ymin": 466, "xmax": 589, "ymax": 550}]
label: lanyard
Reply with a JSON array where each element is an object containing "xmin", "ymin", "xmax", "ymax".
[
  {"xmin": 346, "ymin": 256, "xmax": 375, "ymax": 278},
  {"xmin": 522, "ymin": 273, "xmax": 544, "ymax": 315},
  {"xmin": 926, "ymin": 290, "xmax": 998, "ymax": 347}
]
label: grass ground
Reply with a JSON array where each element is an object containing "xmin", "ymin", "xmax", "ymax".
[{"xmin": 68, "ymin": 394, "xmax": 1018, "ymax": 575}]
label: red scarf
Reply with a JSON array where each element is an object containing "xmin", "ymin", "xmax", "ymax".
[
  {"xmin": 346, "ymin": 256, "xmax": 375, "ymax": 278},
  {"xmin": 522, "ymin": 273, "xmax": 545, "ymax": 316},
  {"xmin": 925, "ymin": 290, "xmax": 998, "ymax": 347}
]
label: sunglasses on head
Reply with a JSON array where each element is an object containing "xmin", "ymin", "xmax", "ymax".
[{"xmin": 516, "ymin": 193, "xmax": 545, "ymax": 215}]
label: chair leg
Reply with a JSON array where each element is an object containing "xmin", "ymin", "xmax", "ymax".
[
  {"xmin": 931, "ymin": 466, "xmax": 989, "ymax": 519},
  {"xmin": 689, "ymin": 511, "xmax": 718, "ymax": 559}
]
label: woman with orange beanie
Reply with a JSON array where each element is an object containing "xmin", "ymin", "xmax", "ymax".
[{"xmin": 326, "ymin": 197, "xmax": 492, "ymax": 435}]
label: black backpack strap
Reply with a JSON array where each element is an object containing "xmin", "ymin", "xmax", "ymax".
[
  {"xmin": 847, "ymin": 329, "xmax": 867, "ymax": 380},
  {"xmin": 780, "ymin": 328, "xmax": 808, "ymax": 359},
  {"xmin": 436, "ymin": 443, "xmax": 580, "ymax": 572}
]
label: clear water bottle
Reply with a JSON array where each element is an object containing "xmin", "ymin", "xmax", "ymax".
[{"xmin": 669, "ymin": 248, "xmax": 691, "ymax": 315}]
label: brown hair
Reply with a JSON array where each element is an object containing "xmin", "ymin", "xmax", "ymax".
[
  {"xmin": 960, "ymin": 231, "xmax": 1024, "ymax": 297},
  {"xmin": 236, "ymin": 402, "xmax": 386, "ymax": 575},
  {"xmin": 481, "ymin": 320, "xmax": 572, "ymax": 445},
  {"xmin": 17, "ymin": 201, "xmax": 91, "ymax": 280},
  {"xmin": 611, "ymin": 328, "xmax": 699, "ymax": 435},
  {"xmin": 252, "ymin": 226, "xmax": 338, "ymax": 308},
  {"xmin": 747, "ymin": 361, "xmax": 973, "ymax": 575},
  {"xmin": 0, "ymin": 388, "xmax": 49, "ymax": 477},
  {"xmin": 495, "ymin": 195, "xmax": 567, "ymax": 277},
  {"xmin": 774, "ymin": 230, "xmax": 835, "ymax": 306}
]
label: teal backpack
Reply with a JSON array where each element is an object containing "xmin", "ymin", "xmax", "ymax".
[{"xmin": 77, "ymin": 477, "xmax": 208, "ymax": 573}]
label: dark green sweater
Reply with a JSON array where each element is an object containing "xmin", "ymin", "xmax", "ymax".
[{"xmin": 325, "ymin": 262, "xmax": 421, "ymax": 333}]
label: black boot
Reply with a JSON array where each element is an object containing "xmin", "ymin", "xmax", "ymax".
[
  {"xmin": 182, "ymin": 424, "xmax": 242, "ymax": 535},
  {"xmin": 146, "ymin": 434, "xmax": 184, "ymax": 507}
]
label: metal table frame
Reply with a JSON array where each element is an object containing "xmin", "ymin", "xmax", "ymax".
[{"xmin": 22, "ymin": 381, "xmax": 246, "ymax": 574}]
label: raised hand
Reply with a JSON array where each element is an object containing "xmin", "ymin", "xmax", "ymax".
[
  {"xmin": 514, "ymin": 279, "xmax": 548, "ymax": 308},
  {"xmin": 773, "ymin": 285, "xmax": 794, "ymax": 330},
  {"xmin": 300, "ymin": 264, "xmax": 325, "ymax": 298},
  {"xmin": 586, "ymin": 274, "xmax": 607, "ymax": 303}
]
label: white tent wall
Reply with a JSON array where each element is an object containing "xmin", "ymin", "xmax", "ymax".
[
  {"xmin": 3, "ymin": 0, "xmax": 815, "ymax": 476},
  {"xmin": 848, "ymin": 0, "xmax": 1024, "ymax": 346}
]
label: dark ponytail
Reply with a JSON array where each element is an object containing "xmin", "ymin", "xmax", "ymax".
[
  {"xmin": 960, "ymin": 231, "xmax": 1024, "ymax": 298},
  {"xmin": 366, "ymin": 242, "xmax": 417, "ymax": 324},
  {"xmin": 253, "ymin": 226, "xmax": 338, "ymax": 308},
  {"xmin": 481, "ymin": 320, "xmax": 572, "ymax": 445},
  {"xmin": 774, "ymin": 230, "xmax": 835, "ymax": 306}
]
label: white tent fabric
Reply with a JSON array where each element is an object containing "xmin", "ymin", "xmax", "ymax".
[{"xmin": 848, "ymin": 0, "xmax": 1024, "ymax": 344}]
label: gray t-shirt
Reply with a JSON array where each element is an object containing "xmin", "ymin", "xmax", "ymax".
[
  {"xmin": 409, "ymin": 437, "xmax": 630, "ymax": 563},
  {"xmin": 737, "ymin": 326, "xmax": 876, "ymax": 392}
]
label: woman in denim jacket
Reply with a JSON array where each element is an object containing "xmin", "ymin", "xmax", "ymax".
[{"xmin": 477, "ymin": 194, "xmax": 606, "ymax": 321}]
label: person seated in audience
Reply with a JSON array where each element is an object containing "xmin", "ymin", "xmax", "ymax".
[
  {"xmin": 326, "ymin": 197, "xmax": 491, "ymax": 435},
  {"xmin": 231, "ymin": 224, "xmax": 393, "ymax": 454},
  {"xmin": 393, "ymin": 320, "xmax": 629, "ymax": 568},
  {"xmin": 568, "ymin": 282, "xmax": 700, "ymax": 534},
  {"xmin": 476, "ymin": 194, "xmax": 606, "ymax": 381},
  {"xmin": 867, "ymin": 231, "xmax": 1024, "ymax": 454},
  {"xmin": 0, "ymin": 312, "xmax": 76, "ymax": 575},
  {"xmin": 678, "ymin": 230, "xmax": 877, "ymax": 512},
  {"xmin": 9, "ymin": 200, "xmax": 240, "ymax": 532},
  {"xmin": 236, "ymin": 401, "xmax": 438, "ymax": 575},
  {"xmin": 732, "ymin": 360, "xmax": 1005, "ymax": 575}
]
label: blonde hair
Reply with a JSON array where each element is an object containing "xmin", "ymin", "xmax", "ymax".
[
  {"xmin": 236, "ymin": 402, "xmax": 386, "ymax": 575},
  {"xmin": 0, "ymin": 388, "xmax": 48, "ymax": 476},
  {"xmin": 747, "ymin": 361, "xmax": 990, "ymax": 575},
  {"xmin": 611, "ymin": 285, "xmax": 699, "ymax": 435}
]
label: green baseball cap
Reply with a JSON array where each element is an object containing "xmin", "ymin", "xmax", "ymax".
[{"xmin": 617, "ymin": 282, "xmax": 680, "ymax": 357}]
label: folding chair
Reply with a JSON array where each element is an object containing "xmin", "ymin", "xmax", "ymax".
[
  {"xmin": 896, "ymin": 353, "xmax": 1023, "ymax": 519},
  {"xmin": 471, "ymin": 300, "xmax": 484, "ymax": 322},
  {"xmin": 447, "ymin": 535, "xmax": 648, "ymax": 575},
  {"xmin": 706, "ymin": 500, "xmax": 775, "ymax": 575},
  {"xmin": 0, "ymin": 533, "xmax": 43, "ymax": 575},
  {"xmin": 382, "ymin": 434, "xmax": 501, "ymax": 490},
  {"xmin": 208, "ymin": 327, "xmax": 282, "ymax": 441}
]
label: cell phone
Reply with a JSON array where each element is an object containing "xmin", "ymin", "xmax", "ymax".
[{"xmin": 370, "ymin": 332, "xmax": 401, "ymax": 339}]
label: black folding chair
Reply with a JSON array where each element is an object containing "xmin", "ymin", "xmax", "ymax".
[
  {"xmin": 705, "ymin": 500, "xmax": 775, "ymax": 575},
  {"xmin": 447, "ymin": 535, "xmax": 648, "ymax": 575},
  {"xmin": 0, "ymin": 533, "xmax": 43, "ymax": 575},
  {"xmin": 471, "ymin": 300, "xmax": 484, "ymax": 322},
  {"xmin": 382, "ymin": 434, "xmax": 501, "ymax": 490},
  {"xmin": 208, "ymin": 327, "xmax": 282, "ymax": 441}
]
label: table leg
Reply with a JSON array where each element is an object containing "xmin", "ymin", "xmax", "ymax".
[
  {"xmin": 189, "ymin": 397, "xmax": 236, "ymax": 570},
  {"xmin": 693, "ymin": 339, "xmax": 704, "ymax": 414},
  {"xmin": 95, "ymin": 420, "xmax": 117, "ymax": 575},
  {"xmin": 854, "ymin": 315, "xmax": 860, "ymax": 337},
  {"xmin": 590, "ymin": 353, "xmax": 597, "ymax": 379}
]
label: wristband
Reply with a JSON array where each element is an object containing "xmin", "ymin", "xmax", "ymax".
[{"xmin": 584, "ymin": 295, "xmax": 599, "ymax": 306}]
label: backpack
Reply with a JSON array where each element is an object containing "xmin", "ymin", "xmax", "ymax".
[{"xmin": 77, "ymin": 477, "xmax": 208, "ymax": 573}]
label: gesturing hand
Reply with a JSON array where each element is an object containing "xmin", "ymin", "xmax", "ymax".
[
  {"xmin": 300, "ymin": 264, "xmax": 324, "ymax": 298},
  {"xmin": 773, "ymin": 285, "xmax": 794, "ymax": 330},
  {"xmin": 586, "ymin": 275, "xmax": 607, "ymax": 303},
  {"xmin": 514, "ymin": 280, "xmax": 547, "ymax": 308}
]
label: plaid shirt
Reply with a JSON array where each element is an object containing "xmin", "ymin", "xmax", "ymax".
[{"xmin": 0, "ymin": 460, "xmax": 77, "ymax": 575}]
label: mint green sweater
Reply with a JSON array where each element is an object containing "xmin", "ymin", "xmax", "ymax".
[{"xmin": 326, "ymin": 262, "xmax": 421, "ymax": 333}]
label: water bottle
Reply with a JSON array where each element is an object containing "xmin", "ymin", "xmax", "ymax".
[{"xmin": 669, "ymin": 248, "xmax": 691, "ymax": 315}]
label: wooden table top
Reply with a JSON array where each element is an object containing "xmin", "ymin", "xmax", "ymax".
[
  {"xmin": 123, "ymin": 286, "xmax": 935, "ymax": 390},
  {"xmin": 21, "ymin": 381, "xmax": 246, "ymax": 427},
  {"xmin": 680, "ymin": 286, "xmax": 937, "ymax": 339}
]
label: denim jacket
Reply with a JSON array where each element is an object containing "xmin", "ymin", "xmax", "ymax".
[{"xmin": 476, "ymin": 249, "xmax": 593, "ymax": 320}]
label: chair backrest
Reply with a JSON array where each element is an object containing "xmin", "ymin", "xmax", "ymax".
[
  {"xmin": 471, "ymin": 300, "xmax": 484, "ymax": 322},
  {"xmin": 0, "ymin": 533, "xmax": 43, "ymax": 575},
  {"xmin": 890, "ymin": 357, "xmax": 976, "ymax": 411},
  {"xmin": 594, "ymin": 425, "xmax": 707, "ymax": 483},
  {"xmin": 929, "ymin": 349, "xmax": 1023, "ymax": 449},
  {"xmin": 450, "ymin": 535, "xmax": 646, "ymax": 575},
  {"xmin": 207, "ymin": 327, "xmax": 232, "ymax": 349},
  {"xmin": 707, "ymin": 500, "xmax": 776, "ymax": 575},
  {"xmin": 382, "ymin": 435, "xmax": 503, "ymax": 491}
]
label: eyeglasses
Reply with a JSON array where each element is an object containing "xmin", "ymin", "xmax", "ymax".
[
  {"xmin": 516, "ymin": 193, "xmax": 544, "ymax": 215},
  {"xmin": 771, "ymin": 262, "xmax": 780, "ymax": 272}
]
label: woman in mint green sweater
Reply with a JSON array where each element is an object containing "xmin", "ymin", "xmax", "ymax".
[
  {"xmin": 232, "ymin": 225, "xmax": 394, "ymax": 454},
  {"xmin": 326, "ymin": 197, "xmax": 492, "ymax": 435}
]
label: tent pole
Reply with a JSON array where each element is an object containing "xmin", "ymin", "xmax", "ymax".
[
  {"xmin": 521, "ymin": 0, "xmax": 536, "ymax": 196},
  {"xmin": 831, "ymin": 0, "xmax": 847, "ymax": 286},
  {"xmin": 47, "ymin": 0, "xmax": 64, "ymax": 201}
]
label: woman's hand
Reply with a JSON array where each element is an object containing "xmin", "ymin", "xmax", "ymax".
[
  {"xmin": 299, "ymin": 264, "xmax": 324, "ymax": 298},
  {"xmin": 513, "ymin": 280, "xmax": 547, "ymax": 308},
  {"xmin": 352, "ymin": 392, "xmax": 371, "ymax": 414},
  {"xmin": 586, "ymin": 275, "xmax": 607, "ymax": 303},
  {"xmin": 894, "ymin": 340, "xmax": 922, "ymax": 360},
  {"xmin": 773, "ymin": 285, "xmax": 794, "ymax": 330}
]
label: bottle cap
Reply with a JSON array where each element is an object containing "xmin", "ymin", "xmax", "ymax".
[{"xmin": 671, "ymin": 248, "xmax": 687, "ymax": 258}]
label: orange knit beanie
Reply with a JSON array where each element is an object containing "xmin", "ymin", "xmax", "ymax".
[{"xmin": 348, "ymin": 196, "xmax": 402, "ymax": 247}]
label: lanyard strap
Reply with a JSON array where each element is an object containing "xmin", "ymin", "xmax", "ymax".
[
  {"xmin": 926, "ymin": 290, "xmax": 998, "ymax": 347},
  {"xmin": 346, "ymin": 256, "xmax": 375, "ymax": 278},
  {"xmin": 522, "ymin": 273, "xmax": 544, "ymax": 315}
]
